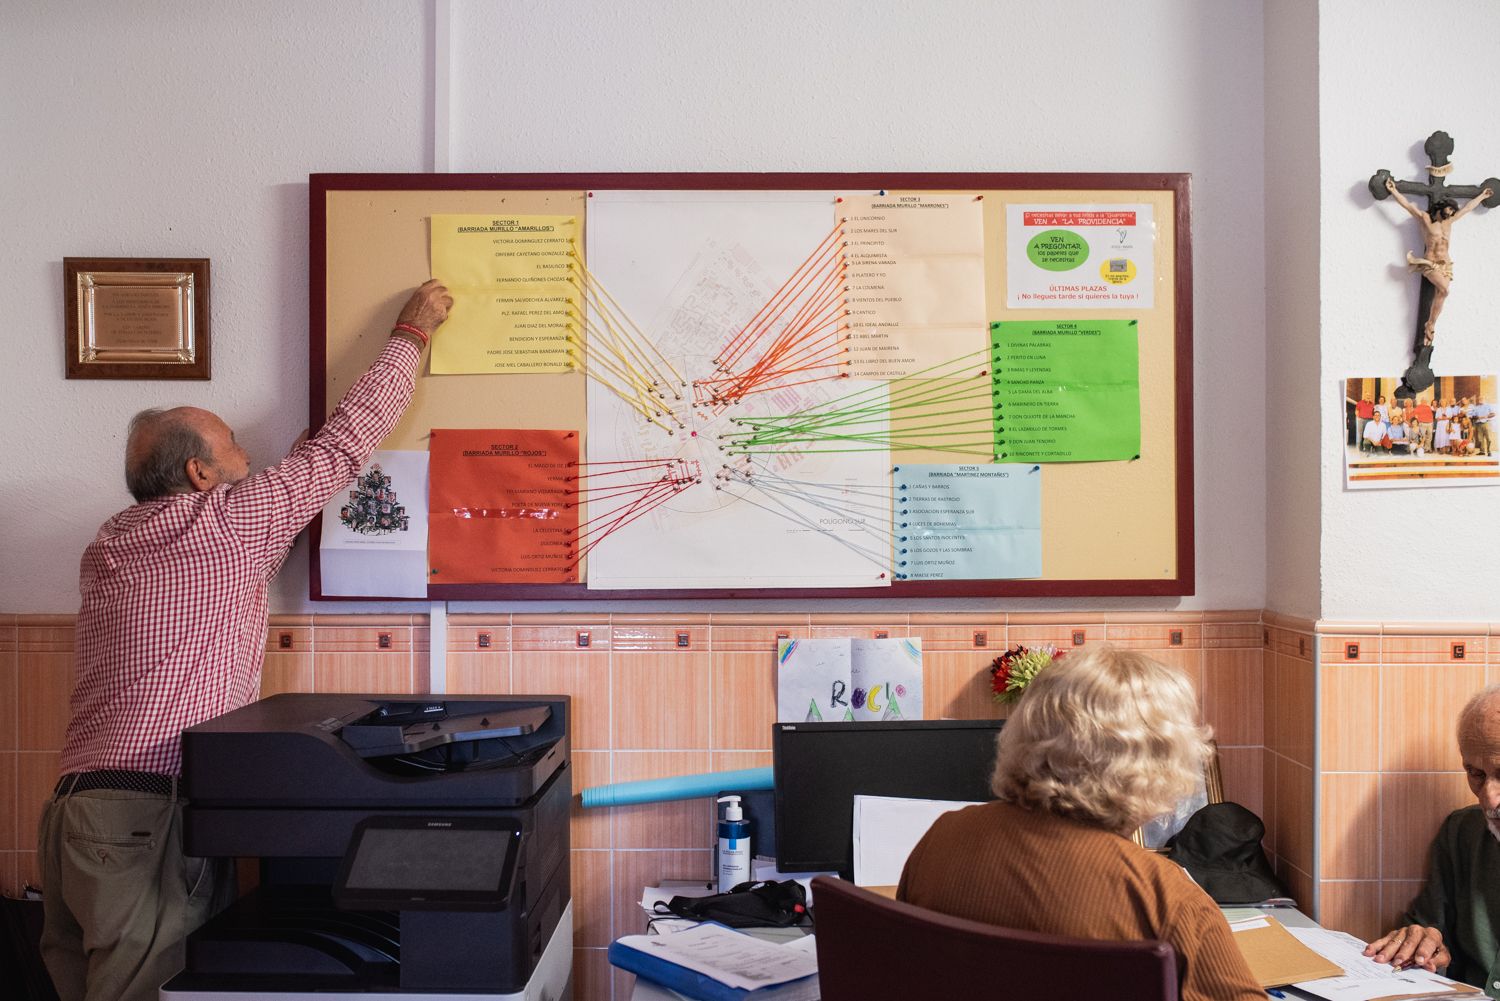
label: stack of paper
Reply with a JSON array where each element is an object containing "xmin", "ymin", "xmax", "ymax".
[
  {"xmin": 1286, "ymin": 927, "xmax": 1484, "ymax": 1000},
  {"xmin": 608, "ymin": 923, "xmax": 819, "ymax": 1001}
]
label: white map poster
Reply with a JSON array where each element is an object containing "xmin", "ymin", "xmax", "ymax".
[
  {"xmin": 583, "ymin": 190, "xmax": 893, "ymax": 590},
  {"xmin": 1006, "ymin": 203, "xmax": 1156, "ymax": 309},
  {"xmin": 318, "ymin": 450, "xmax": 429, "ymax": 598}
]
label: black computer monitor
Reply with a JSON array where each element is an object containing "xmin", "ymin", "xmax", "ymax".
[{"xmin": 772, "ymin": 719, "xmax": 1004, "ymax": 877}]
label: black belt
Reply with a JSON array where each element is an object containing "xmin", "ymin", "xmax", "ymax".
[{"xmin": 55, "ymin": 770, "xmax": 176, "ymax": 798}]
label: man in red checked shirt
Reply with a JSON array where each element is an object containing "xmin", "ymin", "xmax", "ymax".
[{"xmin": 36, "ymin": 279, "xmax": 452, "ymax": 1001}]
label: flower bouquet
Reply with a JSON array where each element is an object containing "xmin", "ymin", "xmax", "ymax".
[{"xmin": 989, "ymin": 644, "xmax": 1064, "ymax": 705}]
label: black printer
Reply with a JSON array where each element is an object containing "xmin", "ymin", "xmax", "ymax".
[{"xmin": 162, "ymin": 693, "xmax": 572, "ymax": 1000}]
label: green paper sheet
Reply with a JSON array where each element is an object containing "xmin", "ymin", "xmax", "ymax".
[{"xmin": 990, "ymin": 319, "xmax": 1141, "ymax": 463}]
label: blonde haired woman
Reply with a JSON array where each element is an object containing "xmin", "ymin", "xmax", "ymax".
[{"xmin": 898, "ymin": 645, "xmax": 1262, "ymax": 1001}]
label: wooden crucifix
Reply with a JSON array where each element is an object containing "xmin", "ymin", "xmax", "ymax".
[{"xmin": 1369, "ymin": 130, "xmax": 1498, "ymax": 395}]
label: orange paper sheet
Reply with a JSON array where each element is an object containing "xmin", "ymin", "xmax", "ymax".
[{"xmin": 428, "ymin": 429, "xmax": 579, "ymax": 583}]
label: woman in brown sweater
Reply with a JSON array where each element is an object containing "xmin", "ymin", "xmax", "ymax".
[{"xmin": 897, "ymin": 645, "xmax": 1264, "ymax": 1001}]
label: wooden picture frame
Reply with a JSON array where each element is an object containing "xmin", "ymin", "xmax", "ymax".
[{"xmin": 64, "ymin": 257, "xmax": 211, "ymax": 380}]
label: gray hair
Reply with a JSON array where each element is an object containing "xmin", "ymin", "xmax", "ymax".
[
  {"xmin": 1458, "ymin": 684, "xmax": 1500, "ymax": 744},
  {"xmin": 125, "ymin": 408, "xmax": 208, "ymax": 502},
  {"xmin": 991, "ymin": 644, "xmax": 1212, "ymax": 833}
]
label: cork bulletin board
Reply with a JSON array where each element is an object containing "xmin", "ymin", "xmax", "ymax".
[{"xmin": 310, "ymin": 172, "xmax": 1192, "ymax": 600}]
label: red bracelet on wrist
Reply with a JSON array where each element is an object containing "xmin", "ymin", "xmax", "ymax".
[{"xmin": 392, "ymin": 323, "xmax": 430, "ymax": 345}]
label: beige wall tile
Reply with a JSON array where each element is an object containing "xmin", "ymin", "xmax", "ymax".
[
  {"xmin": 611, "ymin": 850, "xmax": 712, "ymax": 938},
  {"xmin": 611, "ymin": 623, "xmax": 709, "ymax": 652},
  {"xmin": 711, "ymin": 751, "xmax": 773, "ymax": 773},
  {"xmin": 0, "ymin": 640, "xmax": 16, "ymax": 751},
  {"xmin": 1148, "ymin": 647, "xmax": 1204, "ymax": 697},
  {"xmin": 610, "ymin": 752, "xmax": 713, "ymax": 851},
  {"xmin": 513, "ymin": 622, "xmax": 611, "ymax": 652},
  {"xmin": 905, "ymin": 620, "xmax": 1006, "ymax": 652},
  {"xmin": 263, "ymin": 625, "xmax": 311, "ymax": 654},
  {"xmin": 1380, "ymin": 663, "xmax": 1483, "ymax": 772},
  {"xmin": 1321, "ymin": 664, "xmax": 1380, "ymax": 772},
  {"xmin": 711, "ymin": 652, "xmax": 775, "ymax": 751},
  {"xmin": 312, "ymin": 652, "xmax": 413, "ymax": 695},
  {"xmin": 1381, "ymin": 880, "xmax": 1427, "ymax": 932},
  {"xmin": 1274, "ymin": 756, "xmax": 1313, "ymax": 875},
  {"xmin": 0, "ymin": 753, "xmax": 15, "ymax": 851},
  {"xmin": 570, "ymin": 850, "xmax": 613, "ymax": 948},
  {"xmin": 1277, "ymin": 859, "xmax": 1314, "ymax": 911},
  {"xmin": 612, "ymin": 653, "xmax": 709, "ymax": 751},
  {"xmin": 1203, "ymin": 648, "xmax": 1262, "ymax": 746},
  {"xmin": 1262, "ymin": 648, "xmax": 1278, "ymax": 754},
  {"xmin": 923, "ymin": 650, "xmax": 1008, "ymax": 721},
  {"xmin": 1218, "ymin": 747, "xmax": 1263, "ymax": 820},
  {"xmin": 16, "ymin": 752, "xmax": 59, "ymax": 860},
  {"xmin": 1204, "ymin": 621, "xmax": 1263, "ymax": 649},
  {"xmin": 1103, "ymin": 623, "xmax": 1202, "ymax": 649},
  {"xmin": 809, "ymin": 622, "xmax": 908, "ymax": 640},
  {"xmin": 447, "ymin": 621, "xmax": 512, "ymax": 652},
  {"xmin": 1318, "ymin": 881, "xmax": 1383, "ymax": 941},
  {"xmin": 259, "ymin": 651, "xmax": 313, "ymax": 697},
  {"xmin": 572, "ymin": 948, "xmax": 613, "ymax": 1001},
  {"xmin": 1275, "ymin": 654, "xmax": 1316, "ymax": 767},
  {"xmin": 0, "ymin": 852, "xmax": 17, "ymax": 897},
  {"xmin": 1008, "ymin": 624, "xmax": 1099, "ymax": 649},
  {"xmin": 1320, "ymin": 635, "xmax": 1376, "ymax": 663},
  {"xmin": 17, "ymin": 652, "xmax": 72, "ymax": 752},
  {"xmin": 312, "ymin": 623, "xmax": 412, "ymax": 652},
  {"xmin": 708, "ymin": 617, "xmax": 809, "ymax": 652},
  {"xmin": 570, "ymin": 751, "xmax": 611, "ymax": 850},
  {"xmin": 1261, "ymin": 749, "xmax": 1278, "ymax": 857},
  {"xmin": 1321, "ymin": 773, "xmax": 1380, "ymax": 879},
  {"xmin": 17, "ymin": 622, "xmax": 74, "ymax": 653},
  {"xmin": 1381, "ymin": 634, "xmax": 1486, "ymax": 665},
  {"xmin": 512, "ymin": 651, "xmax": 610, "ymax": 750},
  {"xmin": 1380, "ymin": 773, "xmax": 1471, "ymax": 881},
  {"xmin": 445, "ymin": 651, "xmax": 511, "ymax": 695}
]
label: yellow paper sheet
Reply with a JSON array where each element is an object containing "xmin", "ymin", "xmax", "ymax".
[
  {"xmin": 838, "ymin": 194, "xmax": 988, "ymax": 378},
  {"xmin": 430, "ymin": 213, "xmax": 580, "ymax": 374}
]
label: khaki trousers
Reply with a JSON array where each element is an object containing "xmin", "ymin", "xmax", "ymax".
[{"xmin": 37, "ymin": 788, "xmax": 234, "ymax": 1001}]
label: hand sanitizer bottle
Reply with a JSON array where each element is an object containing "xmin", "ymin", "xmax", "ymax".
[{"xmin": 716, "ymin": 795, "xmax": 751, "ymax": 892}]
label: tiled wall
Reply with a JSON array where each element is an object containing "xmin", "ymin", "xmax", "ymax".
[
  {"xmin": 1262, "ymin": 613, "xmax": 1316, "ymax": 913},
  {"xmin": 1314, "ymin": 621, "xmax": 1496, "ymax": 942},
  {"xmin": 3, "ymin": 609, "xmax": 1264, "ymax": 1000}
]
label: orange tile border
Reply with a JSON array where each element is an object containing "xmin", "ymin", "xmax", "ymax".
[
  {"xmin": 1313, "ymin": 621, "xmax": 1382, "ymax": 636},
  {"xmin": 1263, "ymin": 610, "xmax": 1317, "ymax": 632},
  {"xmin": 611, "ymin": 613, "xmax": 712, "ymax": 626},
  {"xmin": 611, "ymin": 624, "xmax": 710, "ymax": 652}
]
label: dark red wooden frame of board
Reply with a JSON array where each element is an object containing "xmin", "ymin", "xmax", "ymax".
[{"xmin": 309, "ymin": 172, "xmax": 1193, "ymax": 601}]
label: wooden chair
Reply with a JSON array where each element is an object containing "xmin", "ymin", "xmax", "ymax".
[{"xmin": 812, "ymin": 877, "xmax": 1178, "ymax": 1001}]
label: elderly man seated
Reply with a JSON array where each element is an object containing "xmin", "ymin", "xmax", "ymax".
[{"xmin": 1364, "ymin": 685, "xmax": 1500, "ymax": 993}]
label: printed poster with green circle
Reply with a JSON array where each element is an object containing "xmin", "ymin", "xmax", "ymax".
[{"xmin": 1005, "ymin": 204, "xmax": 1155, "ymax": 308}]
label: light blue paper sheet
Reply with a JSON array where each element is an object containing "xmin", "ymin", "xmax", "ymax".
[{"xmin": 892, "ymin": 464, "xmax": 1042, "ymax": 580}]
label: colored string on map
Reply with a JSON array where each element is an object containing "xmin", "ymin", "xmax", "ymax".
[
  {"xmin": 713, "ymin": 460, "xmax": 896, "ymax": 573},
  {"xmin": 564, "ymin": 244, "xmax": 688, "ymax": 435},
  {"xmin": 694, "ymin": 222, "xmax": 851, "ymax": 410},
  {"xmin": 721, "ymin": 349, "xmax": 997, "ymax": 457},
  {"xmin": 564, "ymin": 457, "xmax": 701, "ymax": 569}
]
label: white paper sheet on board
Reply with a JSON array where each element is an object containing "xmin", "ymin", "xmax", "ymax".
[
  {"xmin": 582, "ymin": 189, "xmax": 893, "ymax": 590},
  {"xmin": 776, "ymin": 637, "xmax": 855, "ymax": 723},
  {"xmin": 318, "ymin": 450, "xmax": 429, "ymax": 597},
  {"xmin": 849, "ymin": 637, "xmax": 923, "ymax": 721}
]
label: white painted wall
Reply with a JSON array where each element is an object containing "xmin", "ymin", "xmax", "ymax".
[
  {"xmin": 1, "ymin": 0, "xmax": 1268, "ymax": 614},
  {"xmin": 1318, "ymin": 0, "xmax": 1500, "ymax": 621},
  {"xmin": 1264, "ymin": 0, "xmax": 1323, "ymax": 619}
]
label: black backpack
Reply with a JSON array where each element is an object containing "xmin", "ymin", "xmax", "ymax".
[{"xmin": 654, "ymin": 880, "xmax": 811, "ymax": 929}]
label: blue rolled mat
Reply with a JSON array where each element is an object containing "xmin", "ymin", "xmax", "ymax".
[{"xmin": 580, "ymin": 766, "xmax": 773, "ymax": 807}]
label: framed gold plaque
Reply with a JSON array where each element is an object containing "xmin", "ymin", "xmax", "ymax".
[{"xmin": 64, "ymin": 257, "xmax": 210, "ymax": 379}]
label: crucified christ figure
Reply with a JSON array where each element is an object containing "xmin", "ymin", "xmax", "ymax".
[{"xmin": 1385, "ymin": 176, "xmax": 1492, "ymax": 345}]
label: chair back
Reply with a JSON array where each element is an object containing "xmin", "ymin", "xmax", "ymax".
[{"xmin": 811, "ymin": 877, "xmax": 1178, "ymax": 1001}]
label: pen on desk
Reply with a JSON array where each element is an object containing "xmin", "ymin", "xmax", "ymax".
[{"xmin": 1266, "ymin": 989, "xmax": 1286, "ymax": 999}]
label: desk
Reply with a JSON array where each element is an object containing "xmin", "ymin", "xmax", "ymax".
[{"xmin": 624, "ymin": 905, "xmax": 1317, "ymax": 1000}]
